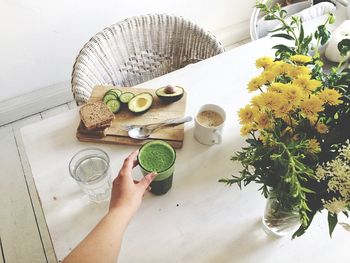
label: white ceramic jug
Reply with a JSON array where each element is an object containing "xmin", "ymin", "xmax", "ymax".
[{"xmin": 325, "ymin": 20, "xmax": 350, "ymax": 62}]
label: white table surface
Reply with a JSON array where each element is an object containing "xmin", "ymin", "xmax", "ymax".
[{"xmin": 21, "ymin": 13, "xmax": 350, "ymax": 263}]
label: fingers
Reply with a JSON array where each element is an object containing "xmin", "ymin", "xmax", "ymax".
[
  {"xmin": 132, "ymin": 158, "xmax": 139, "ymax": 168},
  {"xmin": 137, "ymin": 172, "xmax": 157, "ymax": 192},
  {"xmin": 134, "ymin": 180, "xmax": 151, "ymax": 192},
  {"xmin": 120, "ymin": 150, "xmax": 139, "ymax": 174}
]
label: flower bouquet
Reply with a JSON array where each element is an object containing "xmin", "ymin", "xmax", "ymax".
[{"xmin": 220, "ymin": 3, "xmax": 350, "ymax": 238}]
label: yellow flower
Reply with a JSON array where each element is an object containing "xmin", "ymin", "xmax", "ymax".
[
  {"xmin": 290, "ymin": 54, "xmax": 313, "ymax": 64},
  {"xmin": 240, "ymin": 124, "xmax": 254, "ymax": 136},
  {"xmin": 307, "ymin": 138, "xmax": 321, "ymax": 154},
  {"xmin": 260, "ymin": 91, "xmax": 282, "ymax": 110},
  {"xmin": 269, "ymin": 61, "xmax": 292, "ymax": 76},
  {"xmin": 293, "ymin": 76, "xmax": 322, "ymax": 93},
  {"xmin": 300, "ymin": 95, "xmax": 324, "ymax": 121},
  {"xmin": 255, "ymin": 112, "xmax": 272, "ymax": 130},
  {"xmin": 250, "ymin": 95, "xmax": 264, "ymax": 109},
  {"xmin": 315, "ymin": 122, "xmax": 329, "ymax": 134},
  {"xmin": 260, "ymin": 70, "xmax": 276, "ymax": 84},
  {"xmin": 281, "ymin": 84, "xmax": 303, "ymax": 106},
  {"xmin": 256, "ymin": 56, "xmax": 274, "ymax": 69},
  {"xmin": 289, "ymin": 66, "xmax": 311, "ymax": 79},
  {"xmin": 308, "ymin": 79, "xmax": 322, "ymax": 91},
  {"xmin": 273, "ymin": 98, "xmax": 293, "ymax": 118},
  {"xmin": 269, "ymin": 82, "xmax": 287, "ymax": 93},
  {"xmin": 238, "ymin": 105, "xmax": 258, "ymax": 125},
  {"xmin": 247, "ymin": 76, "xmax": 265, "ymax": 92},
  {"xmin": 318, "ymin": 88, "xmax": 343, "ymax": 106}
]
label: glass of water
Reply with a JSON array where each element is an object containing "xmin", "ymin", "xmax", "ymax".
[{"xmin": 69, "ymin": 148, "xmax": 112, "ymax": 203}]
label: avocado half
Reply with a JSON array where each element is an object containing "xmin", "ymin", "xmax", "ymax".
[
  {"xmin": 128, "ymin": 92, "xmax": 154, "ymax": 113},
  {"xmin": 156, "ymin": 85, "xmax": 184, "ymax": 103}
]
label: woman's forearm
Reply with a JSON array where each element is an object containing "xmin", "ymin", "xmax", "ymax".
[
  {"xmin": 62, "ymin": 207, "xmax": 133, "ymax": 263},
  {"xmin": 62, "ymin": 151, "xmax": 156, "ymax": 263}
]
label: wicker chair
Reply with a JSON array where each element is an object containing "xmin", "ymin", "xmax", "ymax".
[{"xmin": 71, "ymin": 14, "xmax": 224, "ymax": 105}]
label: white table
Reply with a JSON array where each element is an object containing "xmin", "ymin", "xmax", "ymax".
[{"xmin": 21, "ymin": 13, "xmax": 350, "ymax": 263}]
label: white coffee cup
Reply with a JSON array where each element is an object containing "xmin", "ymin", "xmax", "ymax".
[{"xmin": 194, "ymin": 104, "xmax": 226, "ymax": 145}]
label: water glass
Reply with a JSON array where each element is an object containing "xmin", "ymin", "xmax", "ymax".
[{"xmin": 69, "ymin": 148, "xmax": 112, "ymax": 203}]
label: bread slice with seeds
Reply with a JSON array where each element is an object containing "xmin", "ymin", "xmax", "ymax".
[{"xmin": 79, "ymin": 101, "xmax": 114, "ymax": 130}]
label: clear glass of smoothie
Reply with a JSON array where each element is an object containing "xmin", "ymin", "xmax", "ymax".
[{"xmin": 138, "ymin": 140, "xmax": 176, "ymax": 195}]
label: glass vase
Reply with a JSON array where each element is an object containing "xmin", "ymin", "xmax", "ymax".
[{"xmin": 262, "ymin": 196, "xmax": 300, "ymax": 237}]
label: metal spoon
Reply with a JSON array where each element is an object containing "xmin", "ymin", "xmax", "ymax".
[{"xmin": 127, "ymin": 116, "xmax": 192, "ymax": 139}]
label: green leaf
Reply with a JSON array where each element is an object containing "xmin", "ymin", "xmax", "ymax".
[
  {"xmin": 280, "ymin": 9, "xmax": 287, "ymax": 18},
  {"xmin": 328, "ymin": 212, "xmax": 338, "ymax": 237},
  {"xmin": 299, "ymin": 23, "xmax": 304, "ymax": 42},
  {"xmin": 264, "ymin": 14, "xmax": 277, "ymax": 21},
  {"xmin": 271, "ymin": 33, "xmax": 295, "ymax": 41},
  {"xmin": 314, "ymin": 30, "xmax": 319, "ymax": 39},
  {"xmin": 304, "ymin": 35, "xmax": 312, "ymax": 45},
  {"xmin": 321, "ymin": 31, "xmax": 331, "ymax": 45},
  {"xmin": 337, "ymin": 39, "xmax": 350, "ymax": 56},
  {"xmin": 246, "ymin": 138, "xmax": 260, "ymax": 146},
  {"xmin": 316, "ymin": 25, "xmax": 331, "ymax": 45},
  {"xmin": 300, "ymin": 187, "xmax": 315, "ymax": 194},
  {"xmin": 299, "ymin": 35, "xmax": 313, "ymax": 54},
  {"xmin": 292, "ymin": 225, "xmax": 306, "ymax": 238},
  {"xmin": 272, "ymin": 44, "xmax": 293, "ymax": 53},
  {"xmin": 269, "ymin": 26, "xmax": 287, "ymax": 33},
  {"xmin": 255, "ymin": 3, "xmax": 265, "ymax": 9},
  {"xmin": 292, "ymin": 211, "xmax": 315, "ymax": 239}
]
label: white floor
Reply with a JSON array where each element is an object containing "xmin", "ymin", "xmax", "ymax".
[
  {"xmin": 0, "ymin": 101, "xmax": 77, "ymax": 263},
  {"xmin": 0, "ymin": 39, "xmax": 249, "ymax": 263}
]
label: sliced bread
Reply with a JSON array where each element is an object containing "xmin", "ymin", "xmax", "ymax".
[
  {"xmin": 79, "ymin": 101, "xmax": 114, "ymax": 130},
  {"xmin": 77, "ymin": 122, "xmax": 107, "ymax": 138}
]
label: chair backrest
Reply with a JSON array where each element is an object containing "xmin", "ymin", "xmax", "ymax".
[{"xmin": 72, "ymin": 14, "xmax": 224, "ymax": 105}]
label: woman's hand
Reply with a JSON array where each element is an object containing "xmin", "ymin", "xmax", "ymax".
[{"xmin": 109, "ymin": 150, "xmax": 157, "ymax": 220}]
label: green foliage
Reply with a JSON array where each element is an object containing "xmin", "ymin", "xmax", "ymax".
[
  {"xmin": 220, "ymin": 132, "xmax": 317, "ymax": 228},
  {"xmin": 257, "ymin": 2, "xmax": 334, "ymax": 59},
  {"xmin": 328, "ymin": 212, "xmax": 338, "ymax": 237},
  {"xmin": 221, "ymin": 2, "xmax": 350, "ymax": 238},
  {"xmin": 338, "ymin": 39, "xmax": 350, "ymax": 57},
  {"xmin": 292, "ymin": 211, "xmax": 315, "ymax": 238}
]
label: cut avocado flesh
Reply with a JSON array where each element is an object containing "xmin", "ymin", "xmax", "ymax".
[
  {"xmin": 156, "ymin": 85, "xmax": 184, "ymax": 103},
  {"xmin": 128, "ymin": 92, "xmax": 153, "ymax": 113}
]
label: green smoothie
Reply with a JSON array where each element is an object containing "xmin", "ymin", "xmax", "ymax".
[{"xmin": 138, "ymin": 141, "xmax": 176, "ymax": 195}]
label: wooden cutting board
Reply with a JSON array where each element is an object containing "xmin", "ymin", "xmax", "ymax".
[{"xmin": 76, "ymin": 85, "xmax": 187, "ymax": 148}]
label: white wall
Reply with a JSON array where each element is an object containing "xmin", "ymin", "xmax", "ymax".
[{"xmin": 0, "ymin": 0, "xmax": 255, "ymax": 102}]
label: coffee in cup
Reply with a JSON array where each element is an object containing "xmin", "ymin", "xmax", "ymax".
[
  {"xmin": 196, "ymin": 110, "xmax": 224, "ymax": 128},
  {"xmin": 194, "ymin": 104, "xmax": 226, "ymax": 145}
]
